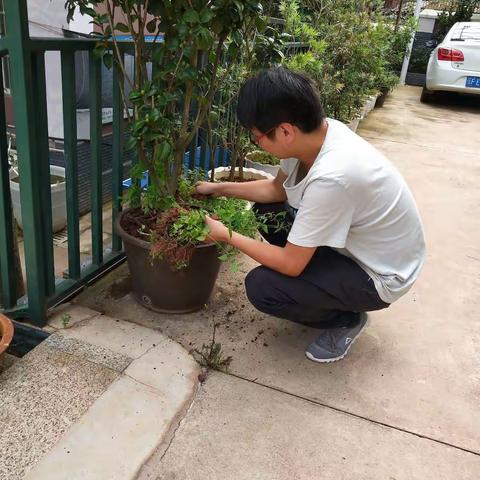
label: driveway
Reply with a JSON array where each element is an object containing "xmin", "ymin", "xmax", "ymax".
[{"xmin": 77, "ymin": 86, "xmax": 480, "ymax": 479}]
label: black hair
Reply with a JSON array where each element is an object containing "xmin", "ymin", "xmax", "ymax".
[{"xmin": 237, "ymin": 66, "xmax": 325, "ymax": 136}]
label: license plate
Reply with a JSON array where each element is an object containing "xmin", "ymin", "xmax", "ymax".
[{"xmin": 466, "ymin": 76, "xmax": 480, "ymax": 88}]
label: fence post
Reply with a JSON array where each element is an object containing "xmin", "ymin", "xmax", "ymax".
[{"xmin": 4, "ymin": 2, "xmax": 50, "ymax": 326}]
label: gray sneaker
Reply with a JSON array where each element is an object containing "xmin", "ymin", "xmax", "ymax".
[{"xmin": 305, "ymin": 313, "xmax": 368, "ymax": 363}]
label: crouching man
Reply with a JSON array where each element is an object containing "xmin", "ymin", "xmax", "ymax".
[{"xmin": 196, "ymin": 67, "xmax": 425, "ymax": 363}]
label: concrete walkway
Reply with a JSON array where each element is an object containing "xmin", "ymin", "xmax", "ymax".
[
  {"xmin": 76, "ymin": 86, "xmax": 480, "ymax": 478},
  {"xmin": 2, "ymin": 86, "xmax": 479, "ymax": 479},
  {"xmin": 0, "ymin": 306, "xmax": 199, "ymax": 480}
]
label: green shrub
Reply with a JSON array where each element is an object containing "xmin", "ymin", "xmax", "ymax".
[
  {"xmin": 435, "ymin": 1, "xmax": 480, "ymax": 41},
  {"xmin": 281, "ymin": 0, "xmax": 416, "ymax": 121},
  {"xmin": 246, "ymin": 150, "xmax": 280, "ymax": 166}
]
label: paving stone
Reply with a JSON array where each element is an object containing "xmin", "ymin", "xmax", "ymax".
[
  {"xmin": 0, "ymin": 342, "xmax": 118, "ymax": 480},
  {"xmin": 59, "ymin": 314, "xmax": 168, "ymax": 359},
  {"xmin": 25, "ymin": 374, "xmax": 197, "ymax": 480},
  {"xmin": 45, "ymin": 332, "xmax": 132, "ymax": 372},
  {"xmin": 125, "ymin": 338, "xmax": 200, "ymax": 404},
  {"xmin": 48, "ymin": 303, "xmax": 100, "ymax": 329},
  {"xmin": 148, "ymin": 372, "xmax": 480, "ymax": 480}
]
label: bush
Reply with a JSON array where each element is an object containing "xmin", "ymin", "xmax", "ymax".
[
  {"xmin": 280, "ymin": 0, "xmax": 416, "ymax": 121},
  {"xmin": 435, "ymin": 1, "xmax": 480, "ymax": 41}
]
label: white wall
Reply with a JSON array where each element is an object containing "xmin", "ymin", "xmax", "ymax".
[
  {"xmin": 27, "ymin": 0, "xmax": 94, "ymax": 139},
  {"xmin": 69, "ymin": 10, "xmax": 93, "ymax": 34},
  {"xmin": 27, "ymin": 0, "xmax": 70, "ymax": 32},
  {"xmin": 419, "ymin": 8, "xmax": 480, "ymax": 33}
]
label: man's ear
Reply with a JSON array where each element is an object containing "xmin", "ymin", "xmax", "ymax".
[{"xmin": 278, "ymin": 123, "xmax": 296, "ymax": 144}]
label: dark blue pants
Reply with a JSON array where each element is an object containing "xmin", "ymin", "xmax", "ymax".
[{"xmin": 246, "ymin": 203, "xmax": 389, "ymax": 329}]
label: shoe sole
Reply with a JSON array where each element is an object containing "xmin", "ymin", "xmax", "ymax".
[{"xmin": 304, "ymin": 316, "xmax": 369, "ymax": 364}]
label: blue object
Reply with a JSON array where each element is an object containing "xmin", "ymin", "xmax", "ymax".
[
  {"xmin": 114, "ymin": 35, "xmax": 164, "ymax": 42},
  {"xmin": 466, "ymin": 76, "xmax": 480, "ymax": 88},
  {"xmin": 122, "ymin": 147, "xmax": 230, "ymax": 190}
]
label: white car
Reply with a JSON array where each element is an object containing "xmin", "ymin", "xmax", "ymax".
[{"xmin": 421, "ymin": 22, "xmax": 480, "ymax": 102}]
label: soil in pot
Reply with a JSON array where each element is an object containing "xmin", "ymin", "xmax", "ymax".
[
  {"xmin": 210, "ymin": 167, "xmax": 274, "ymax": 183},
  {"xmin": 10, "ymin": 174, "xmax": 65, "ymax": 186},
  {"xmin": 117, "ymin": 208, "xmax": 221, "ymax": 313},
  {"xmin": 217, "ymin": 175, "xmax": 256, "ymax": 183}
]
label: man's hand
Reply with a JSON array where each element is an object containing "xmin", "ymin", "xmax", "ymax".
[
  {"xmin": 195, "ymin": 181, "xmax": 222, "ymax": 197},
  {"xmin": 205, "ymin": 215, "xmax": 229, "ymax": 243}
]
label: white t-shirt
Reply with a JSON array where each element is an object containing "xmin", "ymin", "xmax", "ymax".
[{"xmin": 281, "ymin": 118, "xmax": 426, "ymax": 304}]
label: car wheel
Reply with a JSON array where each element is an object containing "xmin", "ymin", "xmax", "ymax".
[{"xmin": 420, "ymin": 87, "xmax": 435, "ymax": 103}]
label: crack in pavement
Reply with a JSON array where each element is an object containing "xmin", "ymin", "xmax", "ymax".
[{"xmin": 224, "ymin": 371, "xmax": 480, "ymax": 458}]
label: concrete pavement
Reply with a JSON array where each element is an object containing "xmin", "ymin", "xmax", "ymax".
[
  {"xmin": 0, "ymin": 308, "xmax": 200, "ymax": 480},
  {"xmin": 2, "ymin": 86, "xmax": 479, "ymax": 479},
  {"xmin": 76, "ymin": 86, "xmax": 480, "ymax": 477}
]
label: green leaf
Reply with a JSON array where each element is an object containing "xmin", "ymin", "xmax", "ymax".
[
  {"xmin": 125, "ymin": 135, "xmax": 137, "ymax": 151},
  {"xmin": 255, "ymin": 16, "xmax": 267, "ymax": 32},
  {"xmin": 154, "ymin": 141, "xmax": 173, "ymax": 164},
  {"xmin": 114, "ymin": 22, "xmax": 130, "ymax": 33},
  {"xmin": 146, "ymin": 19, "xmax": 157, "ymax": 33},
  {"xmin": 199, "ymin": 9, "xmax": 215, "ymax": 24},
  {"xmin": 233, "ymin": 0, "xmax": 244, "ymax": 13},
  {"xmin": 227, "ymin": 42, "xmax": 239, "ymax": 57},
  {"xmin": 232, "ymin": 30, "xmax": 242, "ymax": 46},
  {"xmin": 197, "ymin": 29, "xmax": 214, "ymax": 50},
  {"xmin": 184, "ymin": 10, "xmax": 200, "ymax": 24},
  {"xmin": 103, "ymin": 52, "xmax": 113, "ymax": 69},
  {"xmin": 93, "ymin": 44, "xmax": 106, "ymax": 60},
  {"xmin": 211, "ymin": 18, "xmax": 224, "ymax": 34}
]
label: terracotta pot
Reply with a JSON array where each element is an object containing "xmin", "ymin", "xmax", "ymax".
[
  {"xmin": 116, "ymin": 210, "xmax": 221, "ymax": 313},
  {"xmin": 0, "ymin": 314, "xmax": 14, "ymax": 364}
]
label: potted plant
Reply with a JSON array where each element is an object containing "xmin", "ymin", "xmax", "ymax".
[
  {"xmin": 374, "ymin": 70, "xmax": 398, "ymax": 108},
  {"xmin": 244, "ymin": 149, "xmax": 280, "ymax": 176},
  {"xmin": 66, "ymin": 0, "xmax": 267, "ymax": 312},
  {"xmin": 206, "ymin": 21, "xmax": 287, "ymax": 184},
  {"xmin": 7, "ymin": 135, "xmax": 67, "ymax": 233}
]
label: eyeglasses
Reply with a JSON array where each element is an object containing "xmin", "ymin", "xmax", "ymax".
[{"xmin": 250, "ymin": 126, "xmax": 276, "ymax": 145}]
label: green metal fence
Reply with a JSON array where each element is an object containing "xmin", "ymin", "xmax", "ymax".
[{"xmin": 0, "ymin": 2, "xmax": 126, "ymax": 326}]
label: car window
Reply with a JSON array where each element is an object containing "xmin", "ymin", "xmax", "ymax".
[{"xmin": 451, "ymin": 24, "xmax": 480, "ymax": 42}]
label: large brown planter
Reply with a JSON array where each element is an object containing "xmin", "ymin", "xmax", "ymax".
[
  {"xmin": 116, "ymin": 210, "xmax": 221, "ymax": 313},
  {"xmin": 0, "ymin": 314, "xmax": 14, "ymax": 367}
]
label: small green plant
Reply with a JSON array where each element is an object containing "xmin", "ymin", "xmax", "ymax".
[
  {"xmin": 169, "ymin": 209, "xmax": 210, "ymax": 246},
  {"xmin": 192, "ymin": 323, "xmax": 232, "ymax": 372},
  {"xmin": 246, "ymin": 150, "xmax": 280, "ymax": 166},
  {"xmin": 61, "ymin": 313, "xmax": 71, "ymax": 328},
  {"xmin": 142, "ymin": 172, "xmax": 288, "ymax": 270}
]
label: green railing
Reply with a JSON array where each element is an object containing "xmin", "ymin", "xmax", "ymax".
[{"xmin": 0, "ymin": 2, "xmax": 126, "ymax": 326}]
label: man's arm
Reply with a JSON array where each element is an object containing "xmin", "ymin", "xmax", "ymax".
[
  {"xmin": 196, "ymin": 170, "xmax": 288, "ymax": 204},
  {"xmin": 205, "ymin": 216, "xmax": 316, "ymax": 277}
]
